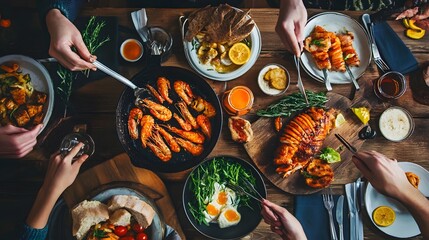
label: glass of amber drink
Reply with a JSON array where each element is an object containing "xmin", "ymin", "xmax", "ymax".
[{"xmin": 222, "ymin": 86, "xmax": 254, "ymax": 116}]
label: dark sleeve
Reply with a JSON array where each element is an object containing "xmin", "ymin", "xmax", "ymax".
[
  {"xmin": 37, "ymin": 0, "xmax": 85, "ymax": 22},
  {"xmin": 19, "ymin": 224, "xmax": 48, "ymax": 240}
]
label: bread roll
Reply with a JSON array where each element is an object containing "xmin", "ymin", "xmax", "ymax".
[
  {"xmin": 71, "ymin": 200, "xmax": 109, "ymax": 240},
  {"xmin": 109, "ymin": 208, "xmax": 132, "ymax": 226},
  {"xmin": 108, "ymin": 195, "xmax": 156, "ymax": 228},
  {"xmin": 228, "ymin": 116, "xmax": 253, "ymax": 143}
]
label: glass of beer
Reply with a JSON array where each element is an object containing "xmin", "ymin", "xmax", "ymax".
[{"xmin": 374, "ymin": 71, "xmax": 406, "ymax": 101}]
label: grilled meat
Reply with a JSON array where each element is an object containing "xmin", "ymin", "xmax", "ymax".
[
  {"xmin": 337, "ymin": 32, "xmax": 360, "ymax": 67},
  {"xmin": 304, "ymin": 159, "xmax": 334, "ymax": 188},
  {"xmin": 274, "ymin": 107, "xmax": 335, "ymax": 178},
  {"xmin": 304, "ymin": 26, "xmax": 333, "ymax": 70}
]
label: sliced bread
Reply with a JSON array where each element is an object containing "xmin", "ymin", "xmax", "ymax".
[
  {"xmin": 109, "ymin": 208, "xmax": 132, "ymax": 226},
  {"xmin": 71, "ymin": 200, "xmax": 109, "ymax": 240},
  {"xmin": 108, "ymin": 195, "xmax": 156, "ymax": 228}
]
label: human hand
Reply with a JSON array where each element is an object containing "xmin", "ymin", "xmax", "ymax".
[
  {"xmin": 42, "ymin": 142, "xmax": 88, "ymax": 196},
  {"xmin": 352, "ymin": 151, "xmax": 414, "ymax": 201},
  {"xmin": 0, "ymin": 124, "xmax": 43, "ymax": 158},
  {"xmin": 261, "ymin": 199, "xmax": 307, "ymax": 240},
  {"xmin": 276, "ymin": 0, "xmax": 307, "ymax": 56},
  {"xmin": 46, "ymin": 9, "xmax": 96, "ymax": 71}
]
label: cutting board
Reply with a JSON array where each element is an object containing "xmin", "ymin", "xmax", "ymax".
[
  {"xmin": 244, "ymin": 92, "xmax": 369, "ymax": 195},
  {"xmin": 62, "ymin": 153, "xmax": 185, "ymax": 239}
]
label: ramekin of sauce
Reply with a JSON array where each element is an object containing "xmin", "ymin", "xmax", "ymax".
[
  {"xmin": 120, "ymin": 39, "xmax": 143, "ymax": 62},
  {"xmin": 374, "ymin": 71, "xmax": 406, "ymax": 101},
  {"xmin": 379, "ymin": 106, "xmax": 414, "ymax": 142},
  {"xmin": 222, "ymin": 86, "xmax": 254, "ymax": 116}
]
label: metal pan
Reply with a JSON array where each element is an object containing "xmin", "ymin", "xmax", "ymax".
[{"xmin": 116, "ymin": 64, "xmax": 222, "ymax": 173}]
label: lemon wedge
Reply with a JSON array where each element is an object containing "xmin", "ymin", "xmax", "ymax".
[
  {"xmin": 406, "ymin": 29, "xmax": 426, "ymax": 40},
  {"xmin": 335, "ymin": 113, "xmax": 346, "ymax": 127},
  {"xmin": 351, "ymin": 107, "xmax": 370, "ymax": 125},
  {"xmin": 373, "ymin": 206, "xmax": 396, "ymax": 227},
  {"xmin": 229, "ymin": 42, "xmax": 251, "ymax": 65}
]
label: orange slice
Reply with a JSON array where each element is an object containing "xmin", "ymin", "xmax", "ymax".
[{"xmin": 373, "ymin": 206, "xmax": 396, "ymax": 227}]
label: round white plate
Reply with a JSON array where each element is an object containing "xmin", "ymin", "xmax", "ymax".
[
  {"xmin": 182, "ymin": 14, "xmax": 261, "ymax": 81},
  {"xmin": 0, "ymin": 55, "xmax": 54, "ymax": 132},
  {"xmin": 365, "ymin": 162, "xmax": 429, "ymax": 238},
  {"xmin": 301, "ymin": 12, "xmax": 371, "ymax": 84}
]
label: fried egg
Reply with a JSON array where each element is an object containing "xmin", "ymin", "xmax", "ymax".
[
  {"xmin": 203, "ymin": 182, "xmax": 238, "ymax": 223},
  {"xmin": 218, "ymin": 206, "xmax": 241, "ymax": 228}
]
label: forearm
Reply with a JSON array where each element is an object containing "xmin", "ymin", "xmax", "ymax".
[
  {"xmin": 398, "ymin": 187, "xmax": 429, "ymax": 238},
  {"xmin": 26, "ymin": 185, "xmax": 62, "ymax": 229},
  {"xmin": 37, "ymin": 0, "xmax": 84, "ymax": 22}
]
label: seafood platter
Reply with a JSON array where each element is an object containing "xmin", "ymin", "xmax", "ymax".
[
  {"xmin": 116, "ymin": 66, "xmax": 222, "ymax": 173},
  {"xmin": 181, "ymin": 4, "xmax": 261, "ymax": 81}
]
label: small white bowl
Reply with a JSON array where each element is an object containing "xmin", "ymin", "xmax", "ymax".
[
  {"xmin": 258, "ymin": 63, "xmax": 290, "ymax": 96},
  {"xmin": 379, "ymin": 106, "xmax": 414, "ymax": 142},
  {"xmin": 120, "ymin": 39, "xmax": 143, "ymax": 62}
]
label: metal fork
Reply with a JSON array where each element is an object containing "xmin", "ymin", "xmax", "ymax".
[
  {"xmin": 322, "ymin": 190, "xmax": 338, "ymax": 240},
  {"xmin": 362, "ymin": 14, "xmax": 390, "ymax": 73},
  {"xmin": 226, "ymin": 183, "xmax": 262, "ymax": 203}
]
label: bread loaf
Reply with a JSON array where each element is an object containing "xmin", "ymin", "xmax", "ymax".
[
  {"xmin": 109, "ymin": 208, "xmax": 132, "ymax": 226},
  {"xmin": 108, "ymin": 195, "xmax": 156, "ymax": 228},
  {"xmin": 71, "ymin": 200, "xmax": 109, "ymax": 240}
]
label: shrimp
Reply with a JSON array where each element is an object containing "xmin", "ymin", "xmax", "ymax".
[
  {"xmin": 140, "ymin": 115, "xmax": 154, "ymax": 148},
  {"xmin": 196, "ymin": 114, "xmax": 212, "ymax": 139},
  {"xmin": 155, "ymin": 124, "xmax": 180, "ymax": 153},
  {"xmin": 146, "ymin": 84, "xmax": 164, "ymax": 103},
  {"xmin": 173, "ymin": 113, "xmax": 192, "ymax": 131},
  {"xmin": 157, "ymin": 77, "xmax": 173, "ymax": 104},
  {"xmin": 190, "ymin": 96, "xmax": 216, "ymax": 118},
  {"xmin": 174, "ymin": 80, "xmax": 194, "ymax": 105},
  {"xmin": 128, "ymin": 108, "xmax": 143, "ymax": 140},
  {"xmin": 175, "ymin": 137, "xmax": 204, "ymax": 156},
  {"xmin": 176, "ymin": 101, "xmax": 198, "ymax": 129},
  {"xmin": 147, "ymin": 131, "xmax": 172, "ymax": 162},
  {"xmin": 139, "ymin": 98, "xmax": 172, "ymax": 121},
  {"xmin": 163, "ymin": 125, "xmax": 205, "ymax": 144}
]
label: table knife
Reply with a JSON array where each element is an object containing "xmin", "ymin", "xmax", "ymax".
[
  {"xmin": 336, "ymin": 195, "xmax": 345, "ymax": 240},
  {"xmin": 345, "ymin": 183, "xmax": 356, "ymax": 240},
  {"xmin": 356, "ymin": 178, "xmax": 365, "ymax": 240}
]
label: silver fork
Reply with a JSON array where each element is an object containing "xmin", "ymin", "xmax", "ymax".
[
  {"xmin": 362, "ymin": 14, "xmax": 390, "ymax": 73},
  {"xmin": 322, "ymin": 190, "xmax": 338, "ymax": 240}
]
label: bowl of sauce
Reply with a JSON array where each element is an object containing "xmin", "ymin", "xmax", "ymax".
[
  {"xmin": 379, "ymin": 106, "xmax": 414, "ymax": 142},
  {"xmin": 120, "ymin": 39, "xmax": 143, "ymax": 62},
  {"xmin": 374, "ymin": 71, "xmax": 406, "ymax": 100},
  {"xmin": 222, "ymin": 86, "xmax": 254, "ymax": 116}
]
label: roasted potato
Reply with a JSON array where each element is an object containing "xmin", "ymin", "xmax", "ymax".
[{"xmin": 264, "ymin": 68, "xmax": 287, "ymax": 90}]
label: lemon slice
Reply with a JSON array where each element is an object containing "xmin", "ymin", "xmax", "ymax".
[
  {"xmin": 373, "ymin": 206, "xmax": 396, "ymax": 227},
  {"xmin": 351, "ymin": 107, "xmax": 370, "ymax": 125},
  {"xmin": 335, "ymin": 113, "xmax": 346, "ymax": 127},
  {"xmin": 229, "ymin": 42, "xmax": 251, "ymax": 65}
]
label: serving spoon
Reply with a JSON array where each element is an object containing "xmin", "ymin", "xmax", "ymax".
[{"xmin": 93, "ymin": 60, "xmax": 146, "ymax": 106}]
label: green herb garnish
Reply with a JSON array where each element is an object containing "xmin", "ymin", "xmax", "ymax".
[
  {"xmin": 93, "ymin": 229, "xmax": 107, "ymax": 238},
  {"xmin": 301, "ymin": 171, "xmax": 318, "ymax": 179},
  {"xmin": 320, "ymin": 147, "xmax": 341, "ymax": 163},
  {"xmin": 344, "ymin": 53, "xmax": 353, "ymax": 61},
  {"xmin": 256, "ymin": 91, "xmax": 328, "ymax": 118},
  {"xmin": 311, "ymin": 39, "xmax": 325, "ymax": 47}
]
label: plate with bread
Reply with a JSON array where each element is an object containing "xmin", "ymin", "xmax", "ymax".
[
  {"xmin": 365, "ymin": 162, "xmax": 429, "ymax": 238},
  {"xmin": 48, "ymin": 187, "xmax": 165, "ymax": 240}
]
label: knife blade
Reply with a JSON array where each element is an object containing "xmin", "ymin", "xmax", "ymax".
[
  {"xmin": 356, "ymin": 178, "xmax": 365, "ymax": 240},
  {"xmin": 362, "ymin": 14, "xmax": 381, "ymax": 62},
  {"xmin": 336, "ymin": 195, "xmax": 345, "ymax": 240},
  {"xmin": 345, "ymin": 183, "xmax": 356, "ymax": 240}
]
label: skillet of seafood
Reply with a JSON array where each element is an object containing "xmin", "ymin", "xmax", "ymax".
[{"xmin": 116, "ymin": 66, "xmax": 222, "ymax": 173}]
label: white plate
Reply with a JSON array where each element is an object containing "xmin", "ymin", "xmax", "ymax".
[
  {"xmin": 365, "ymin": 162, "xmax": 429, "ymax": 238},
  {"xmin": 181, "ymin": 12, "xmax": 261, "ymax": 81},
  {"xmin": 0, "ymin": 55, "xmax": 54, "ymax": 132},
  {"xmin": 301, "ymin": 12, "xmax": 371, "ymax": 84}
]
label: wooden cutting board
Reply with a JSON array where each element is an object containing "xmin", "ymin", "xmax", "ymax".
[
  {"xmin": 62, "ymin": 153, "xmax": 185, "ymax": 239},
  {"xmin": 244, "ymin": 92, "xmax": 369, "ymax": 195}
]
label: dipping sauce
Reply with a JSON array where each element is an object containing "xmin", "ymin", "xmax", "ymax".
[
  {"xmin": 374, "ymin": 71, "xmax": 406, "ymax": 100},
  {"xmin": 120, "ymin": 39, "xmax": 143, "ymax": 62},
  {"xmin": 379, "ymin": 107, "xmax": 414, "ymax": 142},
  {"xmin": 222, "ymin": 86, "xmax": 254, "ymax": 116}
]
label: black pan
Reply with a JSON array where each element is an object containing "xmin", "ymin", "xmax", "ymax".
[{"xmin": 116, "ymin": 63, "xmax": 222, "ymax": 173}]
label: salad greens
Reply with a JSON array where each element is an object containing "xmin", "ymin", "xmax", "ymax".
[
  {"xmin": 188, "ymin": 157, "xmax": 256, "ymax": 225},
  {"xmin": 320, "ymin": 147, "xmax": 341, "ymax": 163}
]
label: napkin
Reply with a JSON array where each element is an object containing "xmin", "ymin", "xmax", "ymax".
[
  {"xmin": 373, "ymin": 21, "xmax": 419, "ymax": 75},
  {"xmin": 294, "ymin": 194, "xmax": 350, "ymax": 240}
]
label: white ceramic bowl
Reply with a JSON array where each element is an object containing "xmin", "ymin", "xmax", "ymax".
[
  {"xmin": 379, "ymin": 106, "xmax": 414, "ymax": 142},
  {"xmin": 258, "ymin": 63, "xmax": 290, "ymax": 96},
  {"xmin": 120, "ymin": 39, "xmax": 144, "ymax": 62}
]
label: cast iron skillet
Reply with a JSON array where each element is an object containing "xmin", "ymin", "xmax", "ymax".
[{"xmin": 116, "ymin": 58, "xmax": 222, "ymax": 173}]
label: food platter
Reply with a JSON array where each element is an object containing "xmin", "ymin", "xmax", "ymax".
[
  {"xmin": 181, "ymin": 9, "xmax": 261, "ymax": 81},
  {"xmin": 116, "ymin": 66, "xmax": 222, "ymax": 173},
  {"xmin": 365, "ymin": 162, "xmax": 429, "ymax": 238},
  {"xmin": 0, "ymin": 54, "xmax": 54, "ymax": 132},
  {"xmin": 47, "ymin": 184, "xmax": 165, "ymax": 239},
  {"xmin": 182, "ymin": 156, "xmax": 266, "ymax": 239},
  {"xmin": 301, "ymin": 12, "xmax": 371, "ymax": 84}
]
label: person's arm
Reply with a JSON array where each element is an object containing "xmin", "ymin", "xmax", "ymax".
[
  {"xmin": 23, "ymin": 143, "xmax": 88, "ymax": 237},
  {"xmin": 0, "ymin": 124, "xmax": 42, "ymax": 158},
  {"xmin": 275, "ymin": 0, "xmax": 307, "ymax": 56},
  {"xmin": 353, "ymin": 151, "xmax": 429, "ymax": 238},
  {"xmin": 261, "ymin": 199, "xmax": 307, "ymax": 240}
]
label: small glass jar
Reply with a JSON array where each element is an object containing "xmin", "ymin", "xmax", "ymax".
[
  {"xmin": 374, "ymin": 71, "xmax": 406, "ymax": 101},
  {"xmin": 222, "ymin": 86, "xmax": 254, "ymax": 116}
]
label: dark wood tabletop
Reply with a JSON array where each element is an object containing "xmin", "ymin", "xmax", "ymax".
[{"xmin": 1, "ymin": 7, "xmax": 428, "ymax": 240}]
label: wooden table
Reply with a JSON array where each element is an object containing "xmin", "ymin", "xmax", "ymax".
[{"xmin": 1, "ymin": 7, "xmax": 428, "ymax": 240}]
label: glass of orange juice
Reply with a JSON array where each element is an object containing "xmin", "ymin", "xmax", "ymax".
[{"xmin": 222, "ymin": 86, "xmax": 254, "ymax": 116}]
